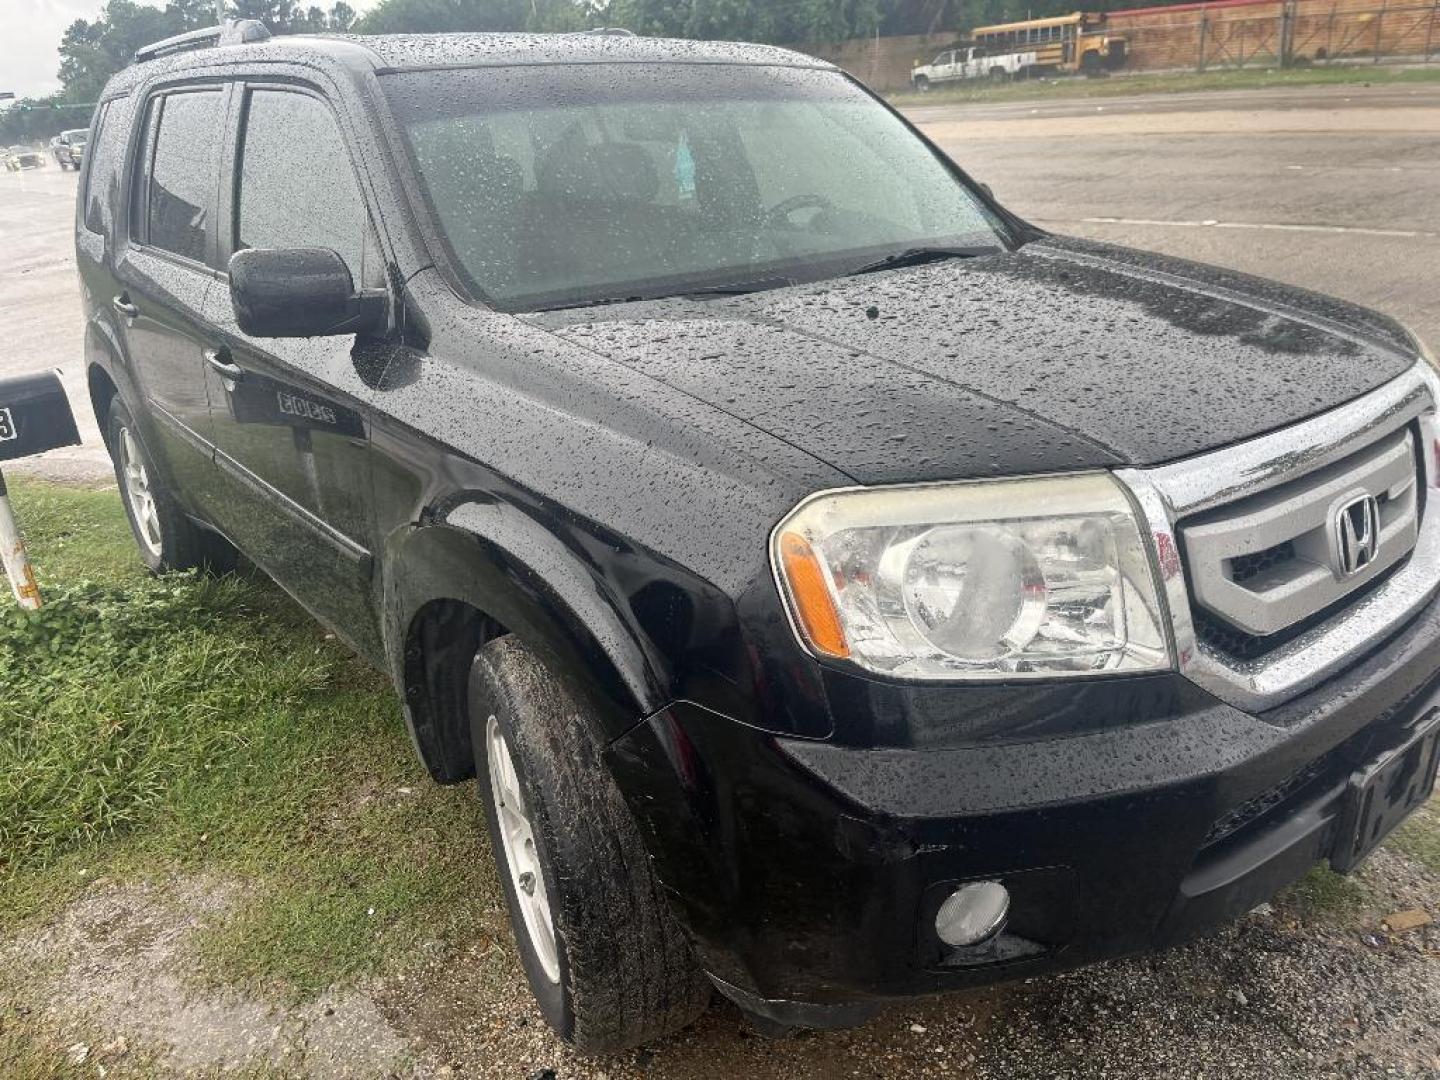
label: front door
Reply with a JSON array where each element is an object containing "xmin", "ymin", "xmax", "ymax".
[{"xmin": 202, "ymin": 83, "xmax": 385, "ymax": 659}]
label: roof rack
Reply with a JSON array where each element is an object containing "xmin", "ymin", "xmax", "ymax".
[
  {"xmin": 133, "ymin": 19, "xmax": 271, "ymax": 64},
  {"xmin": 577, "ymin": 27, "xmax": 638, "ymax": 36}
]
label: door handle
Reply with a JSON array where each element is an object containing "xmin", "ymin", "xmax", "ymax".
[
  {"xmin": 203, "ymin": 347, "xmax": 244, "ymax": 382},
  {"xmin": 112, "ymin": 294, "xmax": 138, "ymax": 318}
]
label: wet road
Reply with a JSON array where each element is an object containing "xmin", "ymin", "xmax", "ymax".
[
  {"xmin": 906, "ymin": 82, "xmax": 1440, "ymax": 356},
  {"xmin": 0, "ymin": 166, "xmax": 96, "ymax": 479},
  {"xmin": 2, "ymin": 82, "xmax": 1437, "ymax": 481}
]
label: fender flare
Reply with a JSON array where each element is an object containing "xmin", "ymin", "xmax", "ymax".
[
  {"xmin": 382, "ymin": 506, "xmax": 672, "ymax": 783},
  {"xmin": 84, "ymin": 312, "xmax": 137, "ymax": 427}
]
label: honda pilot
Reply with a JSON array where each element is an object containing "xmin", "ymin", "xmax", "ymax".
[{"xmin": 77, "ymin": 22, "xmax": 1440, "ymax": 1051}]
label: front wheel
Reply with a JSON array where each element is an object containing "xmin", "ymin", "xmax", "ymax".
[
  {"xmin": 469, "ymin": 636, "xmax": 711, "ymax": 1052},
  {"xmin": 106, "ymin": 396, "xmax": 237, "ymax": 574}
]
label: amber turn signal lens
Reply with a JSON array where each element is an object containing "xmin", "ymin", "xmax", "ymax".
[{"xmin": 778, "ymin": 531, "xmax": 850, "ymax": 658}]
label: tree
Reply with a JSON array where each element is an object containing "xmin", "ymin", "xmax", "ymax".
[
  {"xmin": 355, "ymin": 0, "xmax": 530, "ymax": 34},
  {"xmin": 329, "ymin": 2, "xmax": 357, "ymax": 29}
]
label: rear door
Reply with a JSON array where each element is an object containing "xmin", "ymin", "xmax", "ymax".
[
  {"xmin": 113, "ymin": 85, "xmax": 230, "ymax": 503},
  {"xmin": 201, "ymin": 80, "xmax": 385, "ymax": 657}
]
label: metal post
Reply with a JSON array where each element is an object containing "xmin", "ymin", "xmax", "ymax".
[
  {"xmin": 1198, "ymin": 10, "xmax": 1209, "ymax": 70},
  {"xmin": 1374, "ymin": 0, "xmax": 1387, "ymax": 60},
  {"xmin": 0, "ymin": 469, "xmax": 41, "ymax": 610},
  {"xmin": 1424, "ymin": 0, "xmax": 1437, "ymax": 60}
]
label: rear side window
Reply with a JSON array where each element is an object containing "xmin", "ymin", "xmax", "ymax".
[
  {"xmin": 236, "ymin": 89, "xmax": 367, "ymax": 278},
  {"xmin": 82, "ymin": 101, "xmax": 113, "ymax": 233},
  {"xmin": 143, "ymin": 89, "xmax": 225, "ymax": 263}
]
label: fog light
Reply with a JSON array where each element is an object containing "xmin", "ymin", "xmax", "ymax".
[{"xmin": 935, "ymin": 881, "xmax": 1010, "ymax": 947}]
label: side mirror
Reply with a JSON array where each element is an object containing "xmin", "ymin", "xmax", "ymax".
[{"xmin": 228, "ymin": 247, "xmax": 386, "ymax": 339}]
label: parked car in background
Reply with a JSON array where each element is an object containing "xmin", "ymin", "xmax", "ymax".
[
  {"xmin": 911, "ymin": 43, "xmax": 1036, "ymax": 89},
  {"xmin": 54, "ymin": 128, "xmax": 87, "ymax": 170},
  {"xmin": 81, "ymin": 19, "xmax": 1440, "ymax": 1056},
  {"xmin": 4, "ymin": 145, "xmax": 43, "ymax": 171}
]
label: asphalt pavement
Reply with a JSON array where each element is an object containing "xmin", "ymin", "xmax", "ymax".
[{"xmin": 906, "ymin": 82, "xmax": 1440, "ymax": 357}]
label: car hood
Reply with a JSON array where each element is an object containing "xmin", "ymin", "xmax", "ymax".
[{"xmin": 528, "ymin": 235, "xmax": 1419, "ymax": 485}]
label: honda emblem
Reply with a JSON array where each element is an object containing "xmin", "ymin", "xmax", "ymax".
[{"xmin": 1334, "ymin": 494, "xmax": 1381, "ymax": 577}]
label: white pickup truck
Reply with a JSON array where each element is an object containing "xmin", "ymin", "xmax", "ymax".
[{"xmin": 911, "ymin": 45, "xmax": 1035, "ymax": 89}]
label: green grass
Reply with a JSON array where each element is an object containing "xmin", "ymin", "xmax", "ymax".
[
  {"xmin": 1391, "ymin": 799, "xmax": 1440, "ymax": 876},
  {"xmin": 1279, "ymin": 864, "xmax": 1370, "ymax": 922},
  {"xmin": 887, "ymin": 62, "xmax": 1440, "ymax": 108},
  {"xmin": 0, "ymin": 478, "xmax": 495, "ymax": 998}
]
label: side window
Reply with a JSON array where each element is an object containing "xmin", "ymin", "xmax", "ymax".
[
  {"xmin": 81, "ymin": 101, "xmax": 111, "ymax": 233},
  {"xmin": 144, "ymin": 90, "xmax": 225, "ymax": 263},
  {"xmin": 236, "ymin": 90, "xmax": 367, "ymax": 279}
]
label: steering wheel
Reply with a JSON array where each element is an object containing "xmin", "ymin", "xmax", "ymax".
[{"xmin": 767, "ymin": 193, "xmax": 834, "ymax": 229}]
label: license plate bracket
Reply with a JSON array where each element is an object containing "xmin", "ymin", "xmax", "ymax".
[{"xmin": 1331, "ymin": 708, "xmax": 1440, "ymax": 873}]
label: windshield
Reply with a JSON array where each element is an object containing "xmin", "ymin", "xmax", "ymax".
[
  {"xmin": 62, "ymin": 129, "xmax": 87, "ymax": 143},
  {"xmin": 381, "ymin": 64, "xmax": 1008, "ymax": 311}
]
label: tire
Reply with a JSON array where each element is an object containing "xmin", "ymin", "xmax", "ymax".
[
  {"xmin": 989, "ymin": 67, "xmax": 1010, "ymax": 82},
  {"xmin": 106, "ymin": 396, "xmax": 237, "ymax": 574},
  {"xmin": 469, "ymin": 636, "xmax": 711, "ymax": 1053},
  {"xmin": 913, "ymin": 75, "xmax": 930, "ymax": 92}
]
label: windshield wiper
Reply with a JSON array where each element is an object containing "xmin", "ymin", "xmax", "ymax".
[
  {"xmin": 534, "ymin": 278, "xmax": 793, "ymax": 312},
  {"xmin": 845, "ymin": 245, "xmax": 1001, "ymax": 277},
  {"xmin": 676, "ymin": 277, "xmax": 794, "ymax": 299}
]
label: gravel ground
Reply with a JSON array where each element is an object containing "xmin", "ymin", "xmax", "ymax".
[{"xmin": 3, "ymin": 842, "xmax": 1435, "ymax": 1079}]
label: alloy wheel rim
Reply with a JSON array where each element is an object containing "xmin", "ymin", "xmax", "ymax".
[
  {"xmin": 118, "ymin": 427, "xmax": 163, "ymax": 558},
  {"xmin": 486, "ymin": 714, "xmax": 561, "ymax": 984}
]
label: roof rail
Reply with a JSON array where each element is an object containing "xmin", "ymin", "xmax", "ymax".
[
  {"xmin": 577, "ymin": 27, "xmax": 638, "ymax": 36},
  {"xmin": 133, "ymin": 19, "xmax": 271, "ymax": 64}
]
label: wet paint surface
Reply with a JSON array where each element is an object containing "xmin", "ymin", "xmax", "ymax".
[{"xmin": 540, "ymin": 238, "xmax": 1414, "ymax": 480}]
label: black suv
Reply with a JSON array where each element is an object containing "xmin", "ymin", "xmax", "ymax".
[{"xmin": 78, "ymin": 21, "xmax": 1440, "ymax": 1052}]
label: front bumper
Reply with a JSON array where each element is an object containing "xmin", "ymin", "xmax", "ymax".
[{"xmin": 606, "ymin": 589, "xmax": 1440, "ymax": 1021}]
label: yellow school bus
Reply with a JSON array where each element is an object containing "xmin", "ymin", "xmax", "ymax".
[{"xmin": 971, "ymin": 12, "xmax": 1127, "ymax": 74}]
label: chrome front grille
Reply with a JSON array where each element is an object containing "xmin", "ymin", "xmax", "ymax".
[
  {"xmin": 1117, "ymin": 361, "xmax": 1440, "ymax": 713},
  {"xmin": 1181, "ymin": 426, "xmax": 1419, "ymax": 640}
]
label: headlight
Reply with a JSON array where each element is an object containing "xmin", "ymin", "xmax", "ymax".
[{"xmin": 771, "ymin": 474, "xmax": 1173, "ymax": 680}]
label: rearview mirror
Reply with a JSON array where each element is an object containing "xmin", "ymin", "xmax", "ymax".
[{"xmin": 228, "ymin": 247, "xmax": 386, "ymax": 339}]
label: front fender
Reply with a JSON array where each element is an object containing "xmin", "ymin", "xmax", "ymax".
[{"xmin": 382, "ymin": 508, "xmax": 674, "ymax": 782}]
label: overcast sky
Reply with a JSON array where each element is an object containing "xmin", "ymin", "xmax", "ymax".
[{"xmin": 0, "ymin": 0, "xmax": 382, "ymax": 99}]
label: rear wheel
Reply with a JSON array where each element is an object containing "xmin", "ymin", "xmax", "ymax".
[
  {"xmin": 913, "ymin": 75, "xmax": 930, "ymax": 92},
  {"xmin": 106, "ymin": 396, "xmax": 237, "ymax": 574},
  {"xmin": 469, "ymin": 636, "xmax": 711, "ymax": 1052}
]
